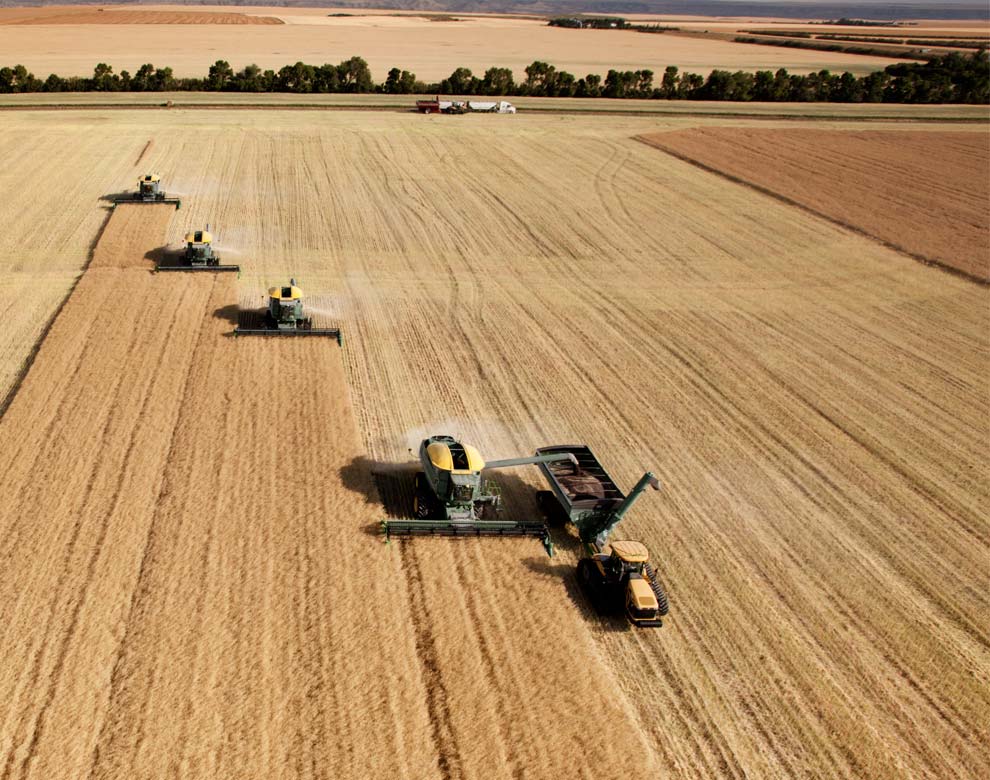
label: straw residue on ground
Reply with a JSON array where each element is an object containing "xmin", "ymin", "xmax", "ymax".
[
  {"xmin": 0, "ymin": 111, "xmax": 987, "ymax": 778},
  {"xmin": 0, "ymin": 202, "xmax": 656, "ymax": 779}
]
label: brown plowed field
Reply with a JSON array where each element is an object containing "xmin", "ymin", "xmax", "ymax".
[
  {"xmin": 0, "ymin": 111, "xmax": 988, "ymax": 778},
  {"xmin": 640, "ymin": 128, "xmax": 990, "ymax": 281},
  {"xmin": 1, "ymin": 9, "xmax": 281, "ymax": 25}
]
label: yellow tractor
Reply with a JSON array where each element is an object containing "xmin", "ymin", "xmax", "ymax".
[{"xmin": 535, "ymin": 445, "xmax": 669, "ymax": 627}]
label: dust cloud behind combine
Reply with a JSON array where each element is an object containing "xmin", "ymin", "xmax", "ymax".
[{"xmin": 0, "ymin": 111, "xmax": 988, "ymax": 778}]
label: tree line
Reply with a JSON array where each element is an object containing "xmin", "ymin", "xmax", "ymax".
[{"xmin": 0, "ymin": 52, "xmax": 986, "ymax": 103}]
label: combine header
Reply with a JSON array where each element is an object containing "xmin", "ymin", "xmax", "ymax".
[
  {"xmin": 115, "ymin": 174, "xmax": 181, "ymax": 209},
  {"xmin": 156, "ymin": 228, "xmax": 239, "ymax": 273},
  {"xmin": 382, "ymin": 435, "xmax": 576, "ymax": 556},
  {"xmin": 234, "ymin": 278, "xmax": 341, "ymax": 344},
  {"xmin": 535, "ymin": 445, "xmax": 669, "ymax": 627}
]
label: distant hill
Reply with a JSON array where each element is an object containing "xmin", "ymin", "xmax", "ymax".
[{"xmin": 1, "ymin": 0, "xmax": 988, "ymax": 21}]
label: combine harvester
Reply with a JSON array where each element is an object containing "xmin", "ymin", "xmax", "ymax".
[
  {"xmin": 535, "ymin": 445, "xmax": 669, "ymax": 627},
  {"xmin": 234, "ymin": 278, "xmax": 341, "ymax": 344},
  {"xmin": 114, "ymin": 174, "xmax": 180, "ymax": 208},
  {"xmin": 382, "ymin": 435, "xmax": 576, "ymax": 556},
  {"xmin": 156, "ymin": 228, "xmax": 239, "ymax": 273}
]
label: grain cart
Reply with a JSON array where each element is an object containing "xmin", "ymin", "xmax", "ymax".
[
  {"xmin": 156, "ymin": 228, "xmax": 240, "ymax": 273},
  {"xmin": 381, "ymin": 434, "xmax": 576, "ymax": 556},
  {"xmin": 535, "ymin": 445, "xmax": 669, "ymax": 627},
  {"xmin": 234, "ymin": 279, "xmax": 342, "ymax": 344},
  {"xmin": 115, "ymin": 174, "xmax": 181, "ymax": 208}
]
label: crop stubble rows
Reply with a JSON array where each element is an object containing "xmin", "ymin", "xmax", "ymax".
[
  {"xmin": 0, "ymin": 200, "xmax": 656, "ymax": 779},
  {"xmin": 0, "ymin": 112, "xmax": 987, "ymax": 778}
]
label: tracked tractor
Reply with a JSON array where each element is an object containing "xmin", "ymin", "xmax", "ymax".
[
  {"xmin": 535, "ymin": 445, "xmax": 669, "ymax": 627},
  {"xmin": 234, "ymin": 278, "xmax": 341, "ymax": 343},
  {"xmin": 156, "ymin": 228, "xmax": 240, "ymax": 273},
  {"xmin": 115, "ymin": 174, "xmax": 180, "ymax": 208},
  {"xmin": 382, "ymin": 435, "xmax": 577, "ymax": 555}
]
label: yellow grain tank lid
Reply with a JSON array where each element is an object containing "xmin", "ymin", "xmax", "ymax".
[
  {"xmin": 268, "ymin": 284, "xmax": 303, "ymax": 301},
  {"xmin": 140, "ymin": 174, "xmax": 161, "ymax": 183},
  {"xmin": 426, "ymin": 441, "xmax": 485, "ymax": 473},
  {"xmin": 185, "ymin": 230, "xmax": 212, "ymax": 244},
  {"xmin": 610, "ymin": 540, "xmax": 649, "ymax": 563}
]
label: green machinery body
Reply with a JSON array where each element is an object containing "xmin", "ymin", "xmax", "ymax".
[
  {"xmin": 156, "ymin": 229, "xmax": 240, "ymax": 273},
  {"xmin": 381, "ymin": 435, "xmax": 577, "ymax": 556},
  {"xmin": 234, "ymin": 278, "xmax": 342, "ymax": 344},
  {"xmin": 115, "ymin": 174, "xmax": 181, "ymax": 209}
]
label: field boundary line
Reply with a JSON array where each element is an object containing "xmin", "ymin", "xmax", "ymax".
[
  {"xmin": 0, "ymin": 102, "xmax": 987, "ymax": 123},
  {"xmin": 0, "ymin": 206, "xmax": 114, "ymax": 420},
  {"xmin": 635, "ymin": 135, "xmax": 990, "ymax": 286}
]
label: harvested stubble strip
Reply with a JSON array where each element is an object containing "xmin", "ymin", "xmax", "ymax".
[{"xmin": 0, "ymin": 203, "xmax": 656, "ymax": 779}]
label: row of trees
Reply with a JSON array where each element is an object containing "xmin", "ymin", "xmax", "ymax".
[{"xmin": 1, "ymin": 52, "xmax": 986, "ymax": 103}]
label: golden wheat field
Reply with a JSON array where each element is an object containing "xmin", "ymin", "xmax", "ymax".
[
  {"xmin": 0, "ymin": 4, "xmax": 912, "ymax": 79},
  {"xmin": 0, "ymin": 109, "xmax": 988, "ymax": 779}
]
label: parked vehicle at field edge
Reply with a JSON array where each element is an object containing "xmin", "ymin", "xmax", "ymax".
[{"xmin": 416, "ymin": 97, "xmax": 517, "ymax": 114}]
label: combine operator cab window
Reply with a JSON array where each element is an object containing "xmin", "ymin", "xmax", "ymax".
[{"xmin": 453, "ymin": 484, "xmax": 474, "ymax": 503}]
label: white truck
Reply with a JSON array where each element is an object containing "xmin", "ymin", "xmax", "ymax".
[
  {"xmin": 466, "ymin": 100, "xmax": 517, "ymax": 114},
  {"xmin": 416, "ymin": 97, "xmax": 517, "ymax": 114}
]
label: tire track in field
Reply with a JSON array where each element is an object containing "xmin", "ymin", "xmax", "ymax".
[{"xmin": 399, "ymin": 543, "xmax": 461, "ymax": 780}]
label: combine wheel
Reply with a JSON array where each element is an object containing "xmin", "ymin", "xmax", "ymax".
[
  {"xmin": 577, "ymin": 558, "xmax": 612, "ymax": 614},
  {"xmin": 536, "ymin": 490, "xmax": 565, "ymax": 525},
  {"xmin": 577, "ymin": 558, "xmax": 596, "ymax": 593},
  {"xmin": 413, "ymin": 472, "xmax": 436, "ymax": 519}
]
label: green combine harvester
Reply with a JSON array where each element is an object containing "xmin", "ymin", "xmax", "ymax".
[
  {"xmin": 156, "ymin": 228, "xmax": 239, "ymax": 273},
  {"xmin": 234, "ymin": 278, "xmax": 342, "ymax": 344},
  {"xmin": 382, "ymin": 435, "xmax": 577, "ymax": 556},
  {"xmin": 115, "ymin": 174, "xmax": 181, "ymax": 209},
  {"xmin": 534, "ymin": 445, "xmax": 669, "ymax": 627}
]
